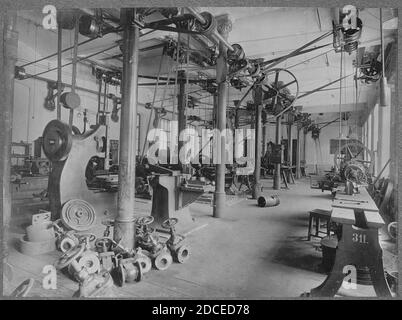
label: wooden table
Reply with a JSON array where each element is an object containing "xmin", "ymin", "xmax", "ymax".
[{"xmin": 308, "ymin": 187, "xmax": 392, "ymax": 297}]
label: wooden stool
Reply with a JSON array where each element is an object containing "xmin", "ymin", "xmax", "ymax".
[{"xmin": 307, "ymin": 209, "xmax": 332, "ymax": 241}]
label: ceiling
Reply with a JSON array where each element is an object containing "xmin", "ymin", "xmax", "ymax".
[{"xmin": 18, "ymin": 7, "xmax": 398, "ymax": 123}]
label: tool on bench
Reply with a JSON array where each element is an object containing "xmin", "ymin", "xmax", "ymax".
[{"xmin": 334, "ymin": 197, "xmax": 368, "ymax": 203}]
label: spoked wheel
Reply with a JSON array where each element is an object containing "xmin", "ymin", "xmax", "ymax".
[
  {"xmin": 334, "ymin": 141, "xmax": 374, "ymax": 176},
  {"xmin": 161, "ymin": 218, "xmax": 178, "ymax": 230},
  {"xmin": 136, "ymin": 216, "xmax": 154, "ymax": 227},
  {"xmin": 259, "ymin": 68, "xmax": 299, "ymax": 115}
]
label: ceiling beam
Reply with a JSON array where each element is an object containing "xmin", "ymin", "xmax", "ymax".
[{"xmin": 302, "ymin": 102, "xmax": 367, "ymax": 114}]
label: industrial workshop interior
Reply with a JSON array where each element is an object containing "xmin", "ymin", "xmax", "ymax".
[{"xmin": 1, "ymin": 6, "xmax": 399, "ymax": 299}]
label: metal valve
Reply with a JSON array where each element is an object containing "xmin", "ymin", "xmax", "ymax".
[
  {"xmin": 101, "ymin": 219, "xmax": 114, "ymax": 237},
  {"xmin": 133, "ymin": 248, "xmax": 152, "ymax": 274},
  {"xmin": 55, "ymin": 243, "xmax": 113, "ymax": 298},
  {"xmin": 95, "ymin": 237, "xmax": 115, "ymax": 273},
  {"xmin": 66, "ymin": 234, "xmax": 100, "ymax": 279},
  {"xmin": 162, "ymin": 218, "xmax": 190, "ymax": 264},
  {"xmin": 115, "ymin": 257, "xmax": 142, "ymax": 287},
  {"xmin": 136, "ymin": 216, "xmax": 162, "ymax": 254},
  {"xmin": 53, "ymin": 220, "xmax": 79, "ymax": 253},
  {"xmin": 136, "ymin": 216, "xmax": 173, "ymax": 270}
]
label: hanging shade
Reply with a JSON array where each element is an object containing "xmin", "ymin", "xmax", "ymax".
[{"xmin": 380, "ymin": 77, "xmax": 390, "ymax": 107}]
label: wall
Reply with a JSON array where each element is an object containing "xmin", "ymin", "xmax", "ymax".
[
  {"xmin": 303, "ymin": 122, "xmax": 351, "ymax": 174},
  {"xmin": 361, "ymin": 81, "xmax": 394, "ymax": 180}
]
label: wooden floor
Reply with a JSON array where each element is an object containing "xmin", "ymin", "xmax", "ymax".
[{"xmin": 3, "ymin": 178, "xmax": 397, "ymax": 298}]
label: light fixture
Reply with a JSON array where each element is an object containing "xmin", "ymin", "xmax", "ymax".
[
  {"xmin": 379, "ymin": 8, "xmax": 390, "ymax": 107},
  {"xmin": 380, "ymin": 77, "xmax": 390, "ymax": 107}
]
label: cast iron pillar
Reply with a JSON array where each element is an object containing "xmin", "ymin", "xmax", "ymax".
[
  {"xmin": 114, "ymin": 8, "xmax": 139, "ymax": 250},
  {"xmin": 213, "ymin": 15, "xmax": 232, "ymax": 218},
  {"xmin": 262, "ymin": 114, "xmax": 267, "ymax": 156},
  {"xmin": 56, "ymin": 26, "xmax": 62, "ymax": 120},
  {"xmin": 296, "ymin": 126, "xmax": 302, "ymax": 179},
  {"xmin": 287, "ymin": 116, "xmax": 293, "ymax": 166},
  {"xmin": 1, "ymin": 12, "xmax": 18, "ymax": 282},
  {"xmin": 177, "ymin": 70, "xmax": 186, "ymax": 170},
  {"xmin": 303, "ymin": 128, "xmax": 307, "ymax": 168},
  {"xmin": 252, "ymin": 86, "xmax": 263, "ymax": 199},
  {"xmin": 273, "ymin": 116, "xmax": 282, "ymax": 190}
]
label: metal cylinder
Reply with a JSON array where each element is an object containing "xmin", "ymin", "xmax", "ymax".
[
  {"xmin": 287, "ymin": 120, "xmax": 293, "ymax": 165},
  {"xmin": 273, "ymin": 116, "xmax": 282, "ymax": 190},
  {"xmin": 213, "ymin": 18, "xmax": 231, "ymax": 218},
  {"xmin": 257, "ymin": 195, "xmax": 280, "ymax": 207},
  {"xmin": 252, "ymin": 87, "xmax": 263, "ymax": 199},
  {"xmin": 178, "ymin": 70, "xmax": 186, "ymax": 170},
  {"xmin": 57, "ymin": 26, "xmax": 62, "ymax": 120},
  {"xmin": 296, "ymin": 127, "xmax": 302, "ymax": 179},
  {"xmin": 1, "ymin": 13, "xmax": 18, "ymax": 263},
  {"xmin": 114, "ymin": 8, "xmax": 140, "ymax": 250}
]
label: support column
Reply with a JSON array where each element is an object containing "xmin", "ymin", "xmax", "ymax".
[
  {"xmin": 262, "ymin": 118, "xmax": 267, "ymax": 156},
  {"xmin": 177, "ymin": 70, "xmax": 186, "ymax": 171},
  {"xmin": 252, "ymin": 87, "xmax": 263, "ymax": 199},
  {"xmin": 213, "ymin": 16, "xmax": 232, "ymax": 218},
  {"xmin": 287, "ymin": 118, "xmax": 293, "ymax": 166},
  {"xmin": 273, "ymin": 116, "xmax": 282, "ymax": 189},
  {"xmin": 1, "ymin": 12, "xmax": 18, "ymax": 288},
  {"xmin": 303, "ymin": 129, "xmax": 307, "ymax": 165},
  {"xmin": 296, "ymin": 126, "xmax": 302, "ymax": 179},
  {"xmin": 56, "ymin": 26, "xmax": 62, "ymax": 120},
  {"xmin": 68, "ymin": 18, "xmax": 79, "ymax": 127},
  {"xmin": 114, "ymin": 8, "xmax": 139, "ymax": 250}
]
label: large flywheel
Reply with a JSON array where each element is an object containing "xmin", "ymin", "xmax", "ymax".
[
  {"xmin": 42, "ymin": 120, "xmax": 73, "ymax": 162},
  {"xmin": 334, "ymin": 140, "xmax": 374, "ymax": 183},
  {"xmin": 259, "ymin": 68, "xmax": 299, "ymax": 115}
]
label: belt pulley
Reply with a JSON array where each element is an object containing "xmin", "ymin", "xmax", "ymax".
[
  {"xmin": 42, "ymin": 119, "xmax": 73, "ymax": 162},
  {"xmin": 61, "ymin": 199, "xmax": 96, "ymax": 232}
]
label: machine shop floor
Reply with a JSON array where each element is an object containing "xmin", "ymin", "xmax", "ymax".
[{"xmin": 4, "ymin": 178, "xmax": 397, "ymax": 298}]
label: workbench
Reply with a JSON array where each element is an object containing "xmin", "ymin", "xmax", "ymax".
[{"xmin": 308, "ymin": 187, "xmax": 392, "ymax": 297}]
